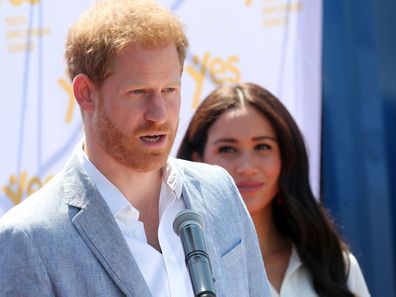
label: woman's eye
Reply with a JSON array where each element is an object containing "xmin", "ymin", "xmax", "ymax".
[
  {"xmin": 218, "ymin": 146, "xmax": 237, "ymax": 154},
  {"xmin": 256, "ymin": 143, "xmax": 270, "ymax": 151}
]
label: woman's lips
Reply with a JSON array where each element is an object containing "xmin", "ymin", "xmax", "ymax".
[{"xmin": 236, "ymin": 182, "xmax": 264, "ymax": 193}]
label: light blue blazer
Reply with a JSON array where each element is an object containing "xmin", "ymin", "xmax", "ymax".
[{"xmin": 0, "ymin": 151, "xmax": 271, "ymax": 296}]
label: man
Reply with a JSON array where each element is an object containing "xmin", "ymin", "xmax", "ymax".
[{"xmin": 0, "ymin": 1, "xmax": 271, "ymax": 296}]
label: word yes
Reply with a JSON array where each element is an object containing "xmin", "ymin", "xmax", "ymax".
[
  {"xmin": 9, "ymin": 0, "xmax": 40, "ymax": 5},
  {"xmin": 187, "ymin": 52, "xmax": 240, "ymax": 109},
  {"xmin": 3, "ymin": 172, "xmax": 53, "ymax": 206},
  {"xmin": 58, "ymin": 77, "xmax": 75, "ymax": 123}
]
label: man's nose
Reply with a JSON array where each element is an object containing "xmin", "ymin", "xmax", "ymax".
[{"xmin": 144, "ymin": 93, "xmax": 168, "ymax": 124}]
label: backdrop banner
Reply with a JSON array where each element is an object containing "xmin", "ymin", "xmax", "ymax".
[{"xmin": 0, "ymin": 0, "xmax": 322, "ymax": 216}]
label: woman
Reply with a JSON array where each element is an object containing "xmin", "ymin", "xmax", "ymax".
[{"xmin": 177, "ymin": 83, "xmax": 370, "ymax": 297}]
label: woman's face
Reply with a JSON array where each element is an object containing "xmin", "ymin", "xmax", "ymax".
[{"xmin": 199, "ymin": 104, "xmax": 281, "ymax": 215}]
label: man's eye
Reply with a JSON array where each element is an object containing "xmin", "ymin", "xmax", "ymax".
[
  {"xmin": 162, "ymin": 88, "xmax": 176, "ymax": 93},
  {"xmin": 130, "ymin": 89, "xmax": 145, "ymax": 94},
  {"xmin": 218, "ymin": 146, "xmax": 237, "ymax": 154}
]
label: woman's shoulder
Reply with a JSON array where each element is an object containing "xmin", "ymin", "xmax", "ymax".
[{"xmin": 346, "ymin": 252, "xmax": 371, "ymax": 297}]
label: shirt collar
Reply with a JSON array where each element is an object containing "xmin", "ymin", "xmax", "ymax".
[
  {"xmin": 161, "ymin": 157, "xmax": 182, "ymax": 200},
  {"xmin": 76, "ymin": 143, "xmax": 182, "ymax": 217},
  {"xmin": 284, "ymin": 244, "xmax": 303, "ymax": 280},
  {"xmin": 77, "ymin": 144, "xmax": 134, "ymax": 218}
]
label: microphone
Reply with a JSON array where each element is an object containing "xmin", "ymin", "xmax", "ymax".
[{"xmin": 173, "ymin": 210, "xmax": 216, "ymax": 297}]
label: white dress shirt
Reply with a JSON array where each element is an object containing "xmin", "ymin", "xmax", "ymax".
[
  {"xmin": 269, "ymin": 245, "xmax": 371, "ymax": 297},
  {"xmin": 77, "ymin": 147, "xmax": 194, "ymax": 297}
]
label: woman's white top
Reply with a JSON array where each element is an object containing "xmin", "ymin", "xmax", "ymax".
[{"xmin": 269, "ymin": 246, "xmax": 371, "ymax": 297}]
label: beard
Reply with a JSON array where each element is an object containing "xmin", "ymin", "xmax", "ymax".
[{"xmin": 93, "ymin": 98, "xmax": 178, "ymax": 172}]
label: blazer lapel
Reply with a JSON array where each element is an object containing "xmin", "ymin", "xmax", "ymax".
[
  {"xmin": 63, "ymin": 161, "xmax": 152, "ymax": 297},
  {"xmin": 180, "ymin": 172, "xmax": 226, "ymax": 296}
]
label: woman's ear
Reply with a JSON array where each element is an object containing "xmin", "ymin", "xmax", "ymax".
[
  {"xmin": 192, "ymin": 152, "xmax": 202, "ymax": 162},
  {"xmin": 72, "ymin": 74, "xmax": 97, "ymax": 112}
]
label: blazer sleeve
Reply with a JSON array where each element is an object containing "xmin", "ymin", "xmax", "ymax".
[
  {"xmin": 0, "ymin": 224, "xmax": 53, "ymax": 296},
  {"xmin": 219, "ymin": 166, "xmax": 273, "ymax": 297}
]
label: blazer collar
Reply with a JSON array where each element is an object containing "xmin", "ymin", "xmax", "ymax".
[{"xmin": 62, "ymin": 151, "xmax": 152, "ymax": 297}]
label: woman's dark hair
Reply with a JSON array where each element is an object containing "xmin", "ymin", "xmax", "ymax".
[{"xmin": 177, "ymin": 82, "xmax": 355, "ymax": 297}]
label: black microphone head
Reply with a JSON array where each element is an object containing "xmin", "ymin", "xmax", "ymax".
[{"xmin": 173, "ymin": 210, "xmax": 205, "ymax": 235}]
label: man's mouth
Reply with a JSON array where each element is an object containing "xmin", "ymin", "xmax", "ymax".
[
  {"xmin": 139, "ymin": 134, "xmax": 168, "ymax": 147},
  {"xmin": 140, "ymin": 135, "xmax": 162, "ymax": 142}
]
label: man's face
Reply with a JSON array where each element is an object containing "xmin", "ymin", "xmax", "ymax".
[{"xmin": 92, "ymin": 43, "xmax": 182, "ymax": 172}]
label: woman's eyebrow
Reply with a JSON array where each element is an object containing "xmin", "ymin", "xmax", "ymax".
[
  {"xmin": 213, "ymin": 138, "xmax": 237, "ymax": 145},
  {"xmin": 252, "ymin": 135, "xmax": 277, "ymax": 141}
]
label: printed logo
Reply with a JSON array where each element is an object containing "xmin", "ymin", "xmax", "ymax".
[
  {"xmin": 245, "ymin": 0, "xmax": 304, "ymax": 27},
  {"xmin": 5, "ymin": 14, "xmax": 50, "ymax": 53},
  {"xmin": 186, "ymin": 52, "xmax": 241, "ymax": 109},
  {"xmin": 58, "ymin": 77, "xmax": 75, "ymax": 123},
  {"xmin": 3, "ymin": 172, "xmax": 53, "ymax": 206},
  {"xmin": 9, "ymin": 0, "xmax": 40, "ymax": 5}
]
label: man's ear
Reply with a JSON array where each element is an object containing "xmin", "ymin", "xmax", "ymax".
[{"xmin": 72, "ymin": 74, "xmax": 98, "ymax": 112}]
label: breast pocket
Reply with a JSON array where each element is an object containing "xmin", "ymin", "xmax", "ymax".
[{"xmin": 220, "ymin": 239, "xmax": 249, "ymax": 297}]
